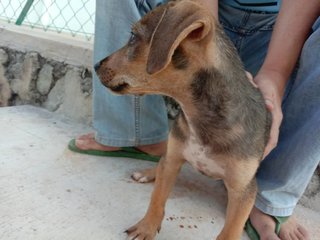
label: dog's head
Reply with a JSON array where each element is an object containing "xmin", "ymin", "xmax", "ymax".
[{"xmin": 95, "ymin": 0, "xmax": 216, "ymax": 98}]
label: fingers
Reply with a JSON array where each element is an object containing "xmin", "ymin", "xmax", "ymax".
[
  {"xmin": 251, "ymin": 70, "xmax": 286, "ymax": 159},
  {"xmin": 262, "ymin": 97, "xmax": 283, "ymax": 159},
  {"xmin": 264, "ymin": 98, "xmax": 274, "ymax": 111},
  {"xmin": 245, "ymin": 71, "xmax": 258, "ymax": 88}
]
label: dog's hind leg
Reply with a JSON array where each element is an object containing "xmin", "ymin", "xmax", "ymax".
[
  {"xmin": 126, "ymin": 135, "xmax": 185, "ymax": 240},
  {"xmin": 216, "ymin": 158, "xmax": 259, "ymax": 240}
]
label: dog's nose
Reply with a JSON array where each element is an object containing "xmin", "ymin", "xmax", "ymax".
[
  {"xmin": 94, "ymin": 61, "xmax": 101, "ymax": 71},
  {"xmin": 99, "ymin": 68, "xmax": 116, "ymax": 86}
]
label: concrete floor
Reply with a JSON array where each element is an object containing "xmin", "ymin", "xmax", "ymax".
[{"xmin": 1, "ymin": 106, "xmax": 319, "ymax": 240}]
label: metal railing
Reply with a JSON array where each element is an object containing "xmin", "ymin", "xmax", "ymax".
[{"xmin": 0, "ymin": 0, "xmax": 95, "ymax": 41}]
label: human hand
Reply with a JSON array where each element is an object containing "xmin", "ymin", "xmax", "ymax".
[{"xmin": 250, "ymin": 70, "xmax": 284, "ymax": 159}]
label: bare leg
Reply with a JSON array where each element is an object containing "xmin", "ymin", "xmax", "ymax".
[{"xmin": 249, "ymin": 207, "xmax": 280, "ymax": 240}]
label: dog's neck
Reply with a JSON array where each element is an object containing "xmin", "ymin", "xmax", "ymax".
[
  {"xmin": 177, "ymin": 63, "xmax": 254, "ymax": 150},
  {"xmin": 179, "ymin": 67, "xmax": 232, "ymax": 140}
]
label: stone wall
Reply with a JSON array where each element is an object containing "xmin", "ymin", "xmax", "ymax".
[
  {"xmin": 0, "ymin": 47, "xmax": 93, "ymax": 124},
  {"xmin": 0, "ymin": 22, "xmax": 96, "ymax": 123},
  {"xmin": 0, "ymin": 45, "xmax": 180, "ymax": 123}
]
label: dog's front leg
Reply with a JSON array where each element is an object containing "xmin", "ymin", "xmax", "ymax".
[
  {"xmin": 126, "ymin": 135, "xmax": 185, "ymax": 240},
  {"xmin": 216, "ymin": 159, "xmax": 259, "ymax": 240}
]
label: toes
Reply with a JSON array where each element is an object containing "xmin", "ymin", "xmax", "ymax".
[
  {"xmin": 125, "ymin": 226, "xmax": 139, "ymax": 240},
  {"xmin": 291, "ymin": 229, "xmax": 303, "ymax": 240},
  {"xmin": 131, "ymin": 168, "xmax": 156, "ymax": 183},
  {"xmin": 279, "ymin": 218, "xmax": 309, "ymax": 240},
  {"xmin": 126, "ymin": 232, "xmax": 138, "ymax": 240},
  {"xmin": 125, "ymin": 225, "xmax": 137, "ymax": 235},
  {"xmin": 125, "ymin": 230, "xmax": 139, "ymax": 240},
  {"xmin": 125, "ymin": 226, "xmax": 153, "ymax": 240},
  {"xmin": 125, "ymin": 220, "xmax": 159, "ymax": 240},
  {"xmin": 131, "ymin": 172, "xmax": 152, "ymax": 183},
  {"xmin": 297, "ymin": 225, "xmax": 310, "ymax": 240}
]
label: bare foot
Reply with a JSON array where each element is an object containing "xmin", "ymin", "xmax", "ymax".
[
  {"xmin": 279, "ymin": 216, "xmax": 309, "ymax": 240},
  {"xmin": 138, "ymin": 142, "xmax": 167, "ymax": 156},
  {"xmin": 249, "ymin": 207, "xmax": 280, "ymax": 240},
  {"xmin": 249, "ymin": 207, "xmax": 309, "ymax": 240},
  {"xmin": 76, "ymin": 133, "xmax": 120, "ymax": 151},
  {"xmin": 75, "ymin": 133, "xmax": 167, "ymax": 156}
]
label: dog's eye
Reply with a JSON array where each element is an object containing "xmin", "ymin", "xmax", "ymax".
[{"xmin": 128, "ymin": 32, "xmax": 138, "ymax": 46}]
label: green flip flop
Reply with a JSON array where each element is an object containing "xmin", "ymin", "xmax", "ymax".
[
  {"xmin": 68, "ymin": 139, "xmax": 161, "ymax": 162},
  {"xmin": 245, "ymin": 216, "xmax": 289, "ymax": 240}
]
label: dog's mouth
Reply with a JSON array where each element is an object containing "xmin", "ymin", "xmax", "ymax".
[{"xmin": 108, "ymin": 82, "xmax": 130, "ymax": 92}]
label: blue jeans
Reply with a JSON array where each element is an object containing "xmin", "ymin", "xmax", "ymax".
[
  {"xmin": 93, "ymin": 0, "xmax": 320, "ymax": 216},
  {"xmin": 93, "ymin": 0, "xmax": 169, "ymax": 147},
  {"xmin": 255, "ymin": 19, "xmax": 320, "ymax": 216},
  {"xmin": 220, "ymin": 5, "xmax": 320, "ymax": 216}
]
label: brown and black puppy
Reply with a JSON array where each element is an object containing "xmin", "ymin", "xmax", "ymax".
[{"xmin": 95, "ymin": 0, "xmax": 271, "ymax": 239}]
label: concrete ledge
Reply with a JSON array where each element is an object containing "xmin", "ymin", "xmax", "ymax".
[{"xmin": 0, "ymin": 21, "xmax": 93, "ymax": 68}]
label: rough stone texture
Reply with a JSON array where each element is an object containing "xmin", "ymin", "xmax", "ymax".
[
  {"xmin": 0, "ymin": 48, "xmax": 11, "ymax": 106},
  {"xmin": 0, "ymin": 46, "xmax": 179, "ymax": 123},
  {"xmin": 44, "ymin": 75, "xmax": 65, "ymax": 112},
  {"xmin": 10, "ymin": 52, "xmax": 40, "ymax": 102},
  {"xmin": 37, "ymin": 64, "xmax": 53, "ymax": 95},
  {"xmin": 45, "ymin": 68, "xmax": 92, "ymax": 124},
  {"xmin": 0, "ymin": 48, "xmax": 8, "ymax": 63},
  {"xmin": 0, "ymin": 46, "xmax": 93, "ymax": 123}
]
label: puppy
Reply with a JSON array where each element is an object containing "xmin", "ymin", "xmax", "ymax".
[{"xmin": 95, "ymin": 0, "xmax": 271, "ymax": 239}]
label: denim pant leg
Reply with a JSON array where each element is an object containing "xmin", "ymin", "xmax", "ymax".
[
  {"xmin": 255, "ymin": 18, "xmax": 320, "ymax": 216},
  {"xmin": 219, "ymin": 4, "xmax": 277, "ymax": 76},
  {"xmin": 220, "ymin": 5, "xmax": 320, "ymax": 216},
  {"xmin": 93, "ymin": 0, "xmax": 169, "ymax": 147}
]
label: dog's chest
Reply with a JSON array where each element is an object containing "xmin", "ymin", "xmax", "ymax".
[{"xmin": 182, "ymin": 134, "xmax": 225, "ymax": 179}]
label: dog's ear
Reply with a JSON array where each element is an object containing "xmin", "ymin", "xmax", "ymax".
[{"xmin": 147, "ymin": 1, "xmax": 213, "ymax": 74}]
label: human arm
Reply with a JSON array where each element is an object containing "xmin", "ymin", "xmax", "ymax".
[{"xmin": 255, "ymin": 0, "xmax": 320, "ymax": 158}]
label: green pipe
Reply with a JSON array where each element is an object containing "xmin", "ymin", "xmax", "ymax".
[{"xmin": 15, "ymin": 0, "xmax": 34, "ymax": 25}]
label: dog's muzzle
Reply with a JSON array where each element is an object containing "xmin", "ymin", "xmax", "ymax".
[
  {"xmin": 95, "ymin": 65, "xmax": 129, "ymax": 93},
  {"xmin": 95, "ymin": 66, "xmax": 116, "ymax": 86}
]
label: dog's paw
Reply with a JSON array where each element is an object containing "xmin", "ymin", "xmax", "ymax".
[
  {"xmin": 131, "ymin": 168, "xmax": 156, "ymax": 183},
  {"xmin": 125, "ymin": 220, "xmax": 160, "ymax": 240}
]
